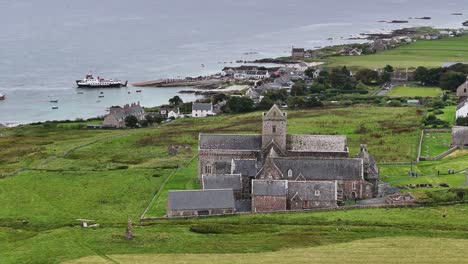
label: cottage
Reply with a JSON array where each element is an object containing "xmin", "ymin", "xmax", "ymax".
[
  {"xmin": 167, "ymin": 189, "xmax": 236, "ymax": 217},
  {"xmin": 160, "ymin": 107, "xmax": 181, "ymax": 119},
  {"xmin": 102, "ymin": 102, "xmax": 145, "ymax": 128},
  {"xmin": 192, "ymin": 103, "xmax": 215, "ymax": 117}
]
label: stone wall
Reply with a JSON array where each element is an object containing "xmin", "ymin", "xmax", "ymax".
[
  {"xmin": 198, "ymin": 150, "xmax": 260, "ymax": 179},
  {"xmin": 252, "ymin": 195, "xmax": 286, "ymax": 212},
  {"xmin": 341, "ymin": 180, "xmax": 373, "ymax": 200},
  {"xmin": 168, "ymin": 208, "xmax": 235, "ymax": 218}
]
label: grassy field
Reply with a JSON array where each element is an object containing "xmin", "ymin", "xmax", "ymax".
[
  {"xmin": 387, "ymin": 86, "xmax": 442, "ymax": 97},
  {"xmin": 2, "ymin": 106, "xmax": 467, "ymax": 263},
  {"xmin": 326, "ymin": 35, "xmax": 468, "ymax": 68},
  {"xmin": 68, "ymin": 237, "xmax": 468, "ymax": 264},
  {"xmin": 421, "ymin": 132, "xmax": 451, "ymax": 157},
  {"xmin": 436, "ymin": 105, "xmax": 456, "ymax": 126}
]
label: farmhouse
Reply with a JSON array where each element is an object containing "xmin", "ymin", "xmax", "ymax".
[
  {"xmin": 102, "ymin": 102, "xmax": 145, "ymax": 128},
  {"xmin": 192, "ymin": 103, "xmax": 215, "ymax": 117}
]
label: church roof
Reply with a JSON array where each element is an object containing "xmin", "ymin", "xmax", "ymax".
[
  {"xmin": 287, "ymin": 135, "xmax": 348, "ymax": 153},
  {"xmin": 199, "ymin": 134, "xmax": 262, "ymax": 150},
  {"xmin": 168, "ymin": 189, "xmax": 235, "ymax": 211},
  {"xmin": 232, "ymin": 159, "xmax": 258, "ymax": 177},
  {"xmin": 288, "ymin": 181, "xmax": 336, "ymax": 201},
  {"xmin": 202, "ymin": 174, "xmax": 242, "ymax": 191},
  {"xmin": 252, "ymin": 180, "xmax": 287, "ymax": 196},
  {"xmin": 272, "ymin": 158, "xmax": 363, "ymax": 180}
]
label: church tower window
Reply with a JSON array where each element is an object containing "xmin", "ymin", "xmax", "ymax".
[
  {"xmin": 272, "ymin": 125, "xmax": 276, "ymax": 133},
  {"xmin": 287, "ymin": 169, "xmax": 292, "ymax": 177}
]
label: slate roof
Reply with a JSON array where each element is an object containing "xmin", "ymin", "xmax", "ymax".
[
  {"xmin": 272, "ymin": 158, "xmax": 363, "ymax": 180},
  {"xmin": 288, "ymin": 181, "xmax": 336, "ymax": 201},
  {"xmin": 202, "ymin": 174, "xmax": 242, "ymax": 191},
  {"xmin": 168, "ymin": 189, "xmax": 235, "ymax": 211},
  {"xmin": 199, "ymin": 134, "xmax": 262, "ymax": 150},
  {"xmin": 287, "ymin": 135, "xmax": 348, "ymax": 153},
  {"xmin": 252, "ymin": 180, "xmax": 287, "ymax": 196},
  {"xmin": 232, "ymin": 159, "xmax": 258, "ymax": 177},
  {"xmin": 192, "ymin": 103, "xmax": 213, "ymax": 111}
]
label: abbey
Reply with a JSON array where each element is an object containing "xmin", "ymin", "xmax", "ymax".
[{"xmin": 168, "ymin": 105, "xmax": 379, "ymax": 216}]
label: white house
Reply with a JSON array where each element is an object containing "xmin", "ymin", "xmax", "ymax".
[
  {"xmin": 457, "ymin": 100, "xmax": 468, "ymax": 119},
  {"xmin": 160, "ymin": 107, "xmax": 181, "ymax": 119},
  {"xmin": 192, "ymin": 103, "xmax": 215, "ymax": 117}
]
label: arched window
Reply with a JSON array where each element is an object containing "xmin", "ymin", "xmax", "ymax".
[
  {"xmin": 205, "ymin": 165, "xmax": 212, "ymax": 174},
  {"xmin": 287, "ymin": 169, "xmax": 292, "ymax": 177},
  {"xmin": 272, "ymin": 125, "xmax": 277, "ymax": 133}
]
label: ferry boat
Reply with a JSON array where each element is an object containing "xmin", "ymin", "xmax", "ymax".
[
  {"xmin": 76, "ymin": 73, "xmax": 127, "ymax": 88},
  {"xmin": 0, "ymin": 93, "xmax": 5, "ymax": 100}
]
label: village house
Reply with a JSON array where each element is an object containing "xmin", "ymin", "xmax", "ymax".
[
  {"xmin": 291, "ymin": 47, "xmax": 305, "ymax": 59},
  {"xmin": 456, "ymin": 100, "xmax": 468, "ymax": 118},
  {"xmin": 192, "ymin": 102, "xmax": 215, "ymax": 117},
  {"xmin": 102, "ymin": 102, "xmax": 145, "ymax": 128},
  {"xmin": 160, "ymin": 107, "xmax": 181, "ymax": 119},
  {"xmin": 167, "ymin": 189, "xmax": 236, "ymax": 217},
  {"xmin": 339, "ymin": 47, "xmax": 362, "ymax": 56}
]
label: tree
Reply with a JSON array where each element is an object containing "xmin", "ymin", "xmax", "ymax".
[
  {"xmin": 355, "ymin": 69, "xmax": 379, "ymax": 85},
  {"xmin": 226, "ymin": 97, "xmax": 255, "ymax": 113},
  {"xmin": 290, "ymin": 82, "xmax": 306, "ymax": 96},
  {"xmin": 384, "ymin": 65, "xmax": 394, "ymax": 73},
  {"xmin": 309, "ymin": 83, "xmax": 326, "ymax": 94},
  {"xmin": 124, "ymin": 115, "xmax": 138, "ymax": 128},
  {"xmin": 329, "ymin": 69, "xmax": 356, "ymax": 90},
  {"xmin": 439, "ymin": 71, "xmax": 466, "ymax": 91},
  {"xmin": 212, "ymin": 93, "xmax": 227, "ymax": 104},
  {"xmin": 305, "ymin": 96, "xmax": 323, "ymax": 107},
  {"xmin": 287, "ymin": 97, "xmax": 306, "ymax": 109},
  {"xmin": 380, "ymin": 71, "xmax": 391, "ymax": 83},
  {"xmin": 414, "ymin": 66, "xmax": 429, "ymax": 85},
  {"xmin": 304, "ymin": 67, "xmax": 315, "ymax": 78},
  {"xmin": 256, "ymin": 97, "xmax": 275, "ymax": 110},
  {"xmin": 263, "ymin": 89, "xmax": 288, "ymax": 102},
  {"xmin": 169, "ymin": 96, "xmax": 183, "ymax": 106}
]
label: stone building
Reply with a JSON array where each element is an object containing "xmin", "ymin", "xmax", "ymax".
[
  {"xmin": 456, "ymin": 78, "xmax": 468, "ymax": 101},
  {"xmin": 167, "ymin": 189, "xmax": 236, "ymax": 217},
  {"xmin": 451, "ymin": 126, "xmax": 468, "ymax": 147},
  {"xmin": 291, "ymin": 48, "xmax": 305, "ymax": 59},
  {"xmin": 102, "ymin": 102, "xmax": 145, "ymax": 128},
  {"xmin": 202, "ymin": 174, "xmax": 243, "ymax": 199},
  {"xmin": 252, "ymin": 180, "xmax": 287, "ymax": 212},
  {"xmin": 198, "ymin": 105, "xmax": 378, "ymax": 206}
]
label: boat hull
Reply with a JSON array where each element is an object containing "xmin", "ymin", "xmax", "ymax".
[{"xmin": 76, "ymin": 80, "xmax": 128, "ymax": 88}]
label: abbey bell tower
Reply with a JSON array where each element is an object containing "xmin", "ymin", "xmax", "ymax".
[{"xmin": 262, "ymin": 105, "xmax": 287, "ymax": 151}]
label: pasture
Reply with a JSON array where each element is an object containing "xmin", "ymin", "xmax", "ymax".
[
  {"xmin": 386, "ymin": 86, "xmax": 442, "ymax": 97},
  {"xmin": 326, "ymin": 35, "xmax": 468, "ymax": 68}
]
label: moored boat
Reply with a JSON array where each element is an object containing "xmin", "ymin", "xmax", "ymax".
[
  {"xmin": 0, "ymin": 93, "xmax": 5, "ymax": 100},
  {"xmin": 76, "ymin": 73, "xmax": 127, "ymax": 88}
]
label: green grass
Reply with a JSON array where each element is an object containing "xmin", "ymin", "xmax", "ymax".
[
  {"xmin": 387, "ymin": 86, "xmax": 442, "ymax": 97},
  {"xmin": 326, "ymin": 35, "xmax": 468, "ymax": 68},
  {"xmin": 0, "ymin": 107, "xmax": 464, "ymax": 263},
  {"xmin": 67, "ymin": 237, "xmax": 468, "ymax": 264},
  {"xmin": 421, "ymin": 132, "xmax": 451, "ymax": 157},
  {"xmin": 436, "ymin": 105, "xmax": 456, "ymax": 126}
]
